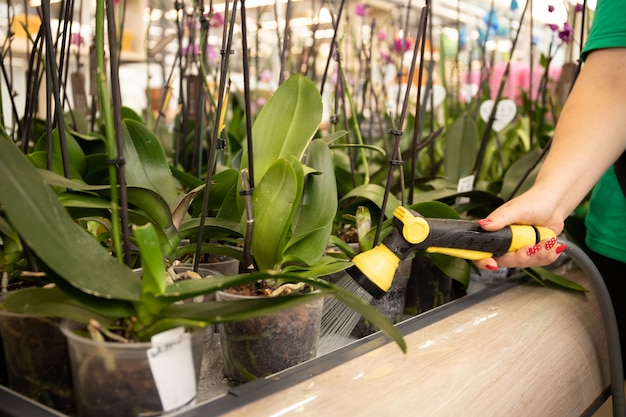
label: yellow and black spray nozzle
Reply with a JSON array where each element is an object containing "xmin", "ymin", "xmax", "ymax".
[{"xmin": 348, "ymin": 206, "xmax": 556, "ymax": 299}]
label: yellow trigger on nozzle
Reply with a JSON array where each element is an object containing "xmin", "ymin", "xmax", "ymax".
[{"xmin": 393, "ymin": 206, "xmax": 430, "ymax": 245}]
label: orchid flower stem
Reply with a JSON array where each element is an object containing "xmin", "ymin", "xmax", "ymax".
[
  {"xmin": 473, "ymin": 0, "xmax": 528, "ymax": 180},
  {"xmin": 319, "ymin": 0, "xmax": 345, "ymax": 95},
  {"xmin": 194, "ymin": 0, "xmax": 239, "ymax": 273},
  {"xmin": 336, "ymin": 36, "xmax": 370, "ymax": 185},
  {"xmin": 240, "ymin": 0, "xmax": 255, "ymax": 189},
  {"xmin": 95, "ymin": 0, "xmax": 123, "ymax": 262},
  {"xmin": 105, "ymin": 0, "xmax": 132, "ymax": 266},
  {"xmin": 374, "ymin": 5, "xmax": 428, "ymax": 246}
]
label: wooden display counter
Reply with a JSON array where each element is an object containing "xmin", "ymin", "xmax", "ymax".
[
  {"xmin": 178, "ymin": 267, "xmax": 611, "ymax": 417},
  {"xmin": 0, "ymin": 266, "xmax": 614, "ymax": 417}
]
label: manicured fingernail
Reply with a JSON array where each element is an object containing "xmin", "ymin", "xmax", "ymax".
[
  {"xmin": 526, "ymin": 244, "xmax": 541, "ymax": 257},
  {"xmin": 556, "ymin": 244, "xmax": 567, "ymax": 254},
  {"xmin": 545, "ymin": 237, "xmax": 557, "ymax": 250},
  {"xmin": 485, "ymin": 264, "xmax": 498, "ymax": 271},
  {"xmin": 478, "ymin": 218, "xmax": 493, "ymax": 226}
]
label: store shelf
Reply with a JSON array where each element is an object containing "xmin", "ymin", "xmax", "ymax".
[{"xmin": 0, "ymin": 267, "xmax": 611, "ymax": 417}]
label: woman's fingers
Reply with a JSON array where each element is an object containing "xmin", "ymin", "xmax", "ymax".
[{"xmin": 474, "ymin": 238, "xmax": 567, "ymax": 270}]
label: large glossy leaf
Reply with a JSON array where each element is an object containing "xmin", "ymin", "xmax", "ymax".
[
  {"xmin": 284, "ymin": 139, "xmax": 337, "ymax": 265},
  {"xmin": 427, "ymin": 253, "xmax": 470, "ymax": 288},
  {"xmin": 0, "ymin": 133, "xmax": 141, "ymax": 301},
  {"xmin": 178, "ymin": 217, "xmax": 242, "ymax": 239},
  {"xmin": 240, "ymin": 74, "xmax": 323, "ymax": 184},
  {"xmin": 39, "ymin": 168, "xmax": 110, "ymax": 190},
  {"xmin": 444, "ymin": 114, "xmax": 479, "ymax": 185},
  {"xmin": 251, "ymin": 159, "xmax": 300, "ymax": 271},
  {"xmin": 409, "ymin": 201, "xmax": 461, "ymax": 219},
  {"xmin": 124, "ymin": 187, "xmax": 174, "ymax": 230},
  {"xmin": 133, "ymin": 223, "xmax": 171, "ymax": 327},
  {"xmin": 28, "ymin": 151, "xmax": 85, "ymax": 183},
  {"xmin": 122, "ymin": 119, "xmax": 179, "ymax": 204},
  {"xmin": 1, "ymin": 286, "xmax": 119, "ymax": 326},
  {"xmin": 135, "ymin": 223, "xmax": 167, "ymax": 297},
  {"xmin": 33, "ymin": 128, "xmax": 87, "ymax": 177},
  {"xmin": 340, "ymin": 183, "xmax": 401, "ymax": 219},
  {"xmin": 57, "ymin": 191, "xmax": 111, "ymax": 209},
  {"xmin": 283, "ymin": 224, "xmax": 334, "ymax": 266}
]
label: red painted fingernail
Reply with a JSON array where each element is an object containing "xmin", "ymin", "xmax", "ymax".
[
  {"xmin": 526, "ymin": 244, "xmax": 541, "ymax": 257},
  {"xmin": 556, "ymin": 244, "xmax": 567, "ymax": 254},
  {"xmin": 486, "ymin": 264, "xmax": 498, "ymax": 271},
  {"xmin": 478, "ymin": 218, "xmax": 493, "ymax": 226},
  {"xmin": 545, "ymin": 237, "xmax": 557, "ymax": 250}
]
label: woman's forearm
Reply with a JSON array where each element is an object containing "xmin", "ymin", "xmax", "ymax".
[{"xmin": 532, "ymin": 48, "xmax": 626, "ymax": 218}]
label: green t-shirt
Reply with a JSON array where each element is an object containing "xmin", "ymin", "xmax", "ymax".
[{"xmin": 580, "ymin": 0, "xmax": 626, "ymax": 263}]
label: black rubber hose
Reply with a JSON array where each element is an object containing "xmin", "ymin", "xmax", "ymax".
[{"xmin": 564, "ymin": 240, "xmax": 625, "ymax": 417}]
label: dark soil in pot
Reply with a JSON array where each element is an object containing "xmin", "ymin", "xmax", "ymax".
[
  {"xmin": 0, "ymin": 311, "xmax": 75, "ymax": 414},
  {"xmin": 61, "ymin": 321, "xmax": 205, "ymax": 417},
  {"xmin": 217, "ymin": 289, "xmax": 323, "ymax": 386},
  {"xmin": 404, "ymin": 255, "xmax": 466, "ymax": 315}
]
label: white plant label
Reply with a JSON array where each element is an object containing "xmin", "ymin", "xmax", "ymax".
[
  {"xmin": 425, "ymin": 84, "xmax": 447, "ymax": 111},
  {"xmin": 456, "ymin": 174, "xmax": 474, "ymax": 205},
  {"xmin": 148, "ymin": 327, "xmax": 197, "ymax": 412},
  {"xmin": 479, "ymin": 99, "xmax": 517, "ymax": 132},
  {"xmin": 461, "ymin": 84, "xmax": 478, "ymax": 103}
]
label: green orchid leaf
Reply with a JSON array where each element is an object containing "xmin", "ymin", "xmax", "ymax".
[
  {"xmin": 283, "ymin": 223, "xmax": 334, "ymax": 265},
  {"xmin": 57, "ymin": 191, "xmax": 111, "ymax": 209},
  {"xmin": 285, "ymin": 139, "xmax": 337, "ymax": 265},
  {"xmin": 125, "ymin": 187, "xmax": 173, "ymax": 230},
  {"xmin": 1, "ymin": 286, "xmax": 118, "ymax": 327},
  {"xmin": 289, "ymin": 139, "xmax": 337, "ymax": 242},
  {"xmin": 0, "ymin": 133, "xmax": 142, "ymax": 301},
  {"xmin": 121, "ymin": 106, "xmax": 143, "ymax": 122},
  {"xmin": 282, "ymin": 254, "xmax": 352, "ymax": 276},
  {"xmin": 178, "ymin": 217, "xmax": 243, "ymax": 239},
  {"xmin": 170, "ymin": 164, "xmax": 204, "ymax": 189},
  {"xmin": 83, "ymin": 153, "xmax": 110, "ymax": 184},
  {"xmin": 329, "ymin": 143, "xmax": 386, "ymax": 157},
  {"xmin": 122, "ymin": 119, "xmax": 179, "ymax": 204},
  {"xmin": 251, "ymin": 159, "xmax": 300, "ymax": 271},
  {"xmin": 171, "ymin": 183, "xmax": 206, "ymax": 230},
  {"xmin": 356, "ymin": 206, "xmax": 372, "ymax": 250},
  {"xmin": 174, "ymin": 242, "xmax": 244, "ymax": 262},
  {"xmin": 135, "ymin": 223, "xmax": 167, "ymax": 297},
  {"xmin": 240, "ymin": 74, "xmax": 323, "ymax": 184},
  {"xmin": 444, "ymin": 114, "xmax": 479, "ymax": 186},
  {"xmin": 409, "ymin": 201, "xmax": 461, "ymax": 219},
  {"xmin": 0, "ymin": 231, "xmax": 23, "ymax": 266},
  {"xmin": 33, "ymin": 128, "xmax": 87, "ymax": 177},
  {"xmin": 321, "ymin": 130, "xmax": 349, "ymax": 145},
  {"xmin": 60, "ymin": 184, "xmax": 176, "ymax": 236},
  {"xmin": 427, "ymin": 253, "xmax": 470, "ymax": 288},
  {"xmin": 181, "ymin": 168, "xmax": 240, "ymax": 220},
  {"xmin": 212, "ymin": 168, "xmax": 241, "ymax": 221},
  {"xmin": 28, "ymin": 151, "xmax": 85, "ymax": 183},
  {"xmin": 524, "ymin": 267, "xmax": 588, "ymax": 293},
  {"xmin": 328, "ymin": 235, "xmax": 358, "ymax": 259},
  {"xmin": 14, "ymin": 263, "xmax": 136, "ymax": 319},
  {"xmin": 39, "ymin": 168, "xmax": 110, "ymax": 190},
  {"xmin": 0, "ymin": 216, "xmax": 15, "ymax": 237},
  {"xmin": 499, "ymin": 147, "xmax": 546, "ymax": 200},
  {"xmin": 340, "ymin": 183, "xmax": 401, "ymax": 219}
]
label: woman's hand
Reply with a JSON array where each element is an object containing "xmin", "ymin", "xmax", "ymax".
[{"xmin": 473, "ymin": 190, "xmax": 568, "ymax": 270}]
